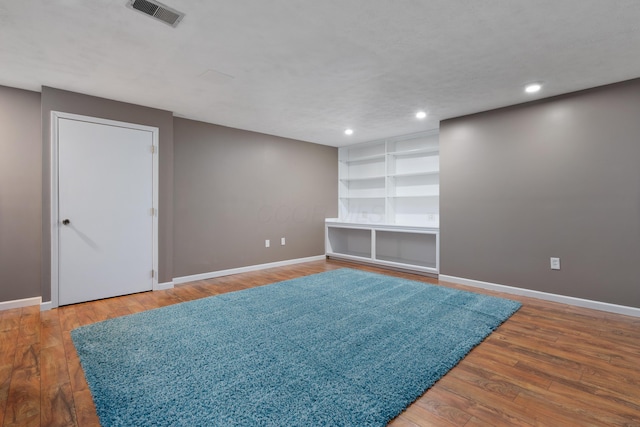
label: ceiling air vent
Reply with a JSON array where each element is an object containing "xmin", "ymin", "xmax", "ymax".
[{"xmin": 126, "ymin": 0, "xmax": 184, "ymax": 28}]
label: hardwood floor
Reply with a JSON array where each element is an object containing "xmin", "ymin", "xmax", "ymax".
[{"xmin": 1, "ymin": 259, "xmax": 639, "ymax": 426}]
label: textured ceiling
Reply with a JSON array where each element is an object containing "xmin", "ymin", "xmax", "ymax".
[{"xmin": 1, "ymin": 1, "xmax": 640, "ymax": 146}]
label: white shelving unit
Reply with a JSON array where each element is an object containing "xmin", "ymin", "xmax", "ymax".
[
  {"xmin": 330, "ymin": 130, "xmax": 440, "ymax": 274},
  {"xmin": 338, "ymin": 140, "xmax": 387, "ymax": 224},
  {"xmin": 325, "ymin": 220, "xmax": 439, "ymax": 275},
  {"xmin": 338, "ymin": 130, "xmax": 439, "ymax": 227}
]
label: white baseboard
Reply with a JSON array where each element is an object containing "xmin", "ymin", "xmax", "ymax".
[
  {"xmin": 173, "ymin": 255, "xmax": 326, "ymax": 285},
  {"xmin": 439, "ymin": 274, "xmax": 640, "ymax": 318},
  {"xmin": 4, "ymin": 257, "xmax": 323, "ymax": 311},
  {"xmin": 0, "ymin": 296, "xmax": 42, "ymax": 312},
  {"xmin": 154, "ymin": 281, "xmax": 174, "ymax": 291}
]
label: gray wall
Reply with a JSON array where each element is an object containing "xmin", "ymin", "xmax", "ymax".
[
  {"xmin": 0, "ymin": 86, "xmax": 42, "ymax": 302},
  {"xmin": 173, "ymin": 118, "xmax": 337, "ymax": 278},
  {"xmin": 440, "ymin": 79, "xmax": 640, "ymax": 308},
  {"xmin": 1, "ymin": 84, "xmax": 336, "ymax": 304},
  {"xmin": 41, "ymin": 87, "xmax": 174, "ymax": 301}
]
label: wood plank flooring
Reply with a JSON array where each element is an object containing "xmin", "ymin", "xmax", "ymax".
[{"xmin": 1, "ymin": 259, "xmax": 639, "ymax": 426}]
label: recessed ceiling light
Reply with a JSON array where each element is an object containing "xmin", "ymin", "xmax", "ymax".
[
  {"xmin": 525, "ymin": 83, "xmax": 542, "ymax": 94},
  {"xmin": 345, "ymin": 129, "xmax": 354, "ymax": 135},
  {"xmin": 416, "ymin": 111, "xmax": 427, "ymax": 119}
]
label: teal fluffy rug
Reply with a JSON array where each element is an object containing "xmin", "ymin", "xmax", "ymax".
[{"xmin": 72, "ymin": 268, "xmax": 521, "ymax": 426}]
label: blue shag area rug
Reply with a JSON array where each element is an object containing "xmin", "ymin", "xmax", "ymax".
[{"xmin": 72, "ymin": 268, "xmax": 521, "ymax": 427}]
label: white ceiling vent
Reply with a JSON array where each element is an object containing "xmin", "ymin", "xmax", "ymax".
[{"xmin": 126, "ymin": 0, "xmax": 184, "ymax": 28}]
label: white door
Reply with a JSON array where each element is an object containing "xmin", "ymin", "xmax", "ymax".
[{"xmin": 57, "ymin": 117, "xmax": 155, "ymax": 305}]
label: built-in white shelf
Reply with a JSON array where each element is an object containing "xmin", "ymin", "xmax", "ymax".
[
  {"xmin": 340, "ymin": 176, "xmax": 385, "ymax": 182},
  {"xmin": 325, "ymin": 220, "xmax": 439, "ymax": 274},
  {"xmin": 332, "ymin": 130, "xmax": 440, "ymax": 274},
  {"xmin": 344, "ymin": 154, "xmax": 387, "ymax": 163},
  {"xmin": 388, "ymin": 195, "xmax": 439, "ymax": 198},
  {"xmin": 389, "ymin": 171, "xmax": 439, "ymax": 178},
  {"xmin": 387, "ymin": 148, "xmax": 439, "ymax": 156},
  {"xmin": 339, "ymin": 196, "xmax": 386, "ymax": 200},
  {"xmin": 338, "ymin": 130, "xmax": 439, "ymax": 226}
]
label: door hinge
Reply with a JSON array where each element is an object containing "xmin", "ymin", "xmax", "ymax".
[
  {"xmin": 152, "ymin": 270, "xmax": 155, "ymax": 278},
  {"xmin": 151, "ymin": 145, "xmax": 156, "ymax": 154},
  {"xmin": 151, "ymin": 207, "xmax": 156, "ymax": 216}
]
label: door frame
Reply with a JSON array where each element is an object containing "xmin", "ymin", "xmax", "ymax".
[{"xmin": 50, "ymin": 111, "xmax": 159, "ymax": 308}]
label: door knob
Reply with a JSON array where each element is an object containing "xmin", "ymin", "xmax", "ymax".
[{"xmin": 62, "ymin": 219, "xmax": 71, "ymax": 225}]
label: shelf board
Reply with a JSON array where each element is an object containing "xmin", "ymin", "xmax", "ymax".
[
  {"xmin": 339, "ymin": 196, "xmax": 386, "ymax": 200},
  {"xmin": 389, "ymin": 171, "xmax": 439, "ymax": 178},
  {"xmin": 326, "ymin": 220, "xmax": 438, "ymax": 231},
  {"xmin": 342, "ymin": 153, "xmax": 386, "ymax": 163},
  {"xmin": 387, "ymin": 148, "xmax": 439, "ymax": 156},
  {"xmin": 389, "ymin": 194, "xmax": 439, "ymax": 198},
  {"xmin": 340, "ymin": 176, "xmax": 385, "ymax": 182},
  {"xmin": 327, "ymin": 251, "xmax": 371, "ymax": 259}
]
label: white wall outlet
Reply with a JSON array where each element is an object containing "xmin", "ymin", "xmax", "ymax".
[
  {"xmin": 550, "ymin": 257, "xmax": 561, "ymax": 270},
  {"xmin": 265, "ymin": 239, "xmax": 270, "ymax": 248},
  {"xmin": 281, "ymin": 237, "xmax": 286, "ymax": 246}
]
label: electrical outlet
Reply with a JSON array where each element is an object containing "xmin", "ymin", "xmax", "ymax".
[
  {"xmin": 550, "ymin": 257, "xmax": 560, "ymax": 270},
  {"xmin": 281, "ymin": 237, "xmax": 286, "ymax": 246},
  {"xmin": 265, "ymin": 239, "xmax": 270, "ymax": 248}
]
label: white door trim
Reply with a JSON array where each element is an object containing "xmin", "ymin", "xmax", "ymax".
[{"xmin": 50, "ymin": 111, "xmax": 159, "ymax": 308}]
